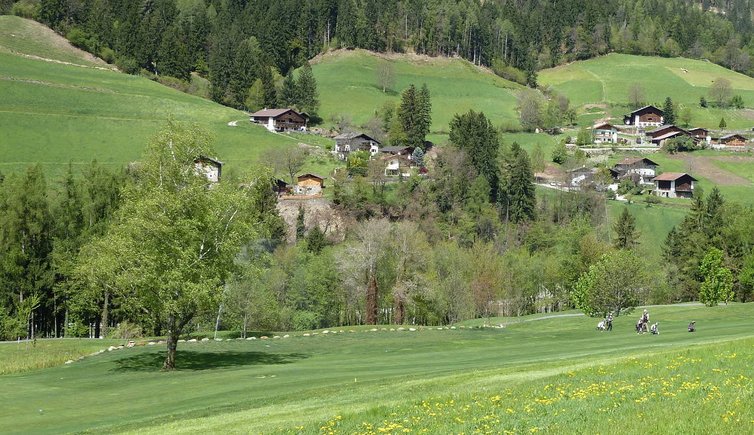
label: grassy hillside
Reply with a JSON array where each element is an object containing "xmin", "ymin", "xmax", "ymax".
[
  {"xmin": 0, "ymin": 16, "xmax": 325, "ymax": 179},
  {"xmin": 312, "ymin": 49, "xmax": 524, "ymax": 133},
  {"xmin": 540, "ymin": 53, "xmax": 754, "ymax": 129},
  {"xmin": 1, "ymin": 303, "xmax": 752, "ymax": 433}
]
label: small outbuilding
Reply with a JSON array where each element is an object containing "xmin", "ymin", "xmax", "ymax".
[
  {"xmin": 194, "ymin": 156, "xmax": 223, "ymax": 183},
  {"xmin": 718, "ymin": 133, "xmax": 747, "ymax": 147},
  {"xmin": 295, "ymin": 173, "xmax": 325, "ymax": 196}
]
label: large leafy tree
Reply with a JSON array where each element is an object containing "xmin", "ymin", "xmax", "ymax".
[
  {"xmin": 76, "ymin": 121, "xmax": 259, "ymax": 370},
  {"xmin": 572, "ymin": 250, "xmax": 650, "ymax": 317},
  {"xmin": 698, "ymin": 248, "xmax": 734, "ymax": 306}
]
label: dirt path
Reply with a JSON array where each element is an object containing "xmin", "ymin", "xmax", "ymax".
[{"xmin": 668, "ymin": 154, "xmax": 752, "ymax": 185}]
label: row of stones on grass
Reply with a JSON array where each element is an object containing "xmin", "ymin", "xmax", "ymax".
[{"xmin": 63, "ymin": 324, "xmax": 496, "ymax": 365}]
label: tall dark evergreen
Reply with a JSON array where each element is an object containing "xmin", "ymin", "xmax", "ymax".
[
  {"xmin": 279, "ymin": 69, "xmax": 299, "ymax": 109},
  {"xmin": 296, "ymin": 62, "xmax": 319, "ymax": 114},
  {"xmin": 260, "ymin": 64, "xmax": 278, "ymax": 109},
  {"xmin": 500, "ymin": 143, "xmax": 536, "ymax": 223},
  {"xmin": 449, "ymin": 110, "xmax": 500, "ymax": 202},
  {"xmin": 613, "ymin": 207, "xmax": 639, "ymax": 249},
  {"xmin": 663, "ymin": 97, "xmax": 675, "ymax": 125},
  {"xmin": 157, "ymin": 25, "xmax": 191, "ymax": 81}
]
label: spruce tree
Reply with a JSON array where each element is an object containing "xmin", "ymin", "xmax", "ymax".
[
  {"xmin": 260, "ymin": 64, "xmax": 278, "ymax": 108},
  {"xmin": 415, "ymin": 84, "xmax": 432, "ymax": 150},
  {"xmin": 614, "ymin": 207, "xmax": 639, "ymax": 249},
  {"xmin": 502, "ymin": 143, "xmax": 536, "ymax": 223},
  {"xmin": 397, "ymin": 84, "xmax": 417, "ymax": 147},
  {"xmin": 279, "ymin": 69, "xmax": 299, "ymax": 109},
  {"xmin": 449, "ymin": 110, "xmax": 500, "ymax": 202},
  {"xmin": 296, "ymin": 62, "xmax": 319, "ymax": 114},
  {"xmin": 719, "ymin": 117, "xmax": 727, "ymax": 129},
  {"xmin": 411, "ymin": 147, "xmax": 425, "ymax": 168},
  {"xmin": 663, "ymin": 97, "xmax": 675, "ymax": 125}
]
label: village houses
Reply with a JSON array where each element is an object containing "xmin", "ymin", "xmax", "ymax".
[
  {"xmin": 623, "ymin": 105, "xmax": 664, "ymax": 128},
  {"xmin": 612, "ymin": 157, "xmax": 658, "ymax": 184},
  {"xmin": 333, "ymin": 132, "xmax": 381, "ymax": 160}
]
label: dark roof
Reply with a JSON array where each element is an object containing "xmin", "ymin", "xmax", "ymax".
[
  {"xmin": 646, "ymin": 125, "xmax": 687, "ymax": 136},
  {"xmin": 593, "ymin": 123, "xmax": 618, "ymax": 130},
  {"xmin": 615, "ymin": 157, "xmax": 659, "ymax": 167},
  {"xmin": 720, "ymin": 133, "xmax": 746, "ymax": 140},
  {"xmin": 688, "ymin": 127, "xmax": 708, "ymax": 133},
  {"xmin": 297, "ymin": 173, "xmax": 326, "ymax": 180},
  {"xmin": 651, "ymin": 131, "xmax": 687, "ymax": 142},
  {"xmin": 250, "ymin": 108, "xmax": 308, "ymax": 119},
  {"xmin": 654, "ymin": 172, "xmax": 697, "ymax": 181},
  {"xmin": 381, "ymin": 146, "xmax": 413, "ymax": 153},
  {"xmin": 626, "ymin": 105, "xmax": 664, "ymax": 117},
  {"xmin": 195, "ymin": 156, "xmax": 223, "ymax": 166},
  {"xmin": 334, "ymin": 132, "xmax": 381, "ymax": 144}
]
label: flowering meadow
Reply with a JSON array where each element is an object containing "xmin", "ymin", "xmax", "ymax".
[{"xmin": 296, "ymin": 338, "xmax": 754, "ymax": 434}]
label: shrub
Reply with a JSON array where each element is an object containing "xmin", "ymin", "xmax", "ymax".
[
  {"xmin": 11, "ymin": 0, "xmax": 38, "ymax": 19},
  {"xmin": 115, "ymin": 56, "xmax": 139, "ymax": 74},
  {"xmin": 292, "ymin": 310, "xmax": 320, "ymax": 331},
  {"xmin": 107, "ymin": 321, "xmax": 142, "ymax": 339},
  {"xmin": 730, "ymin": 95, "xmax": 744, "ymax": 109},
  {"xmin": 99, "ymin": 47, "xmax": 116, "ymax": 64},
  {"xmin": 66, "ymin": 27, "xmax": 91, "ymax": 51}
]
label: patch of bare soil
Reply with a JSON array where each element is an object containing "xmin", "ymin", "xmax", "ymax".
[{"xmin": 668, "ymin": 154, "xmax": 752, "ymax": 185}]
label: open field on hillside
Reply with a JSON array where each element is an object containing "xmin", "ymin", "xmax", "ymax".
[
  {"xmin": 540, "ymin": 53, "xmax": 754, "ymax": 129},
  {"xmin": 0, "ymin": 17, "xmax": 334, "ymax": 180},
  {"xmin": 1, "ymin": 303, "xmax": 752, "ymax": 434},
  {"xmin": 312, "ymin": 50, "xmax": 523, "ymax": 133}
]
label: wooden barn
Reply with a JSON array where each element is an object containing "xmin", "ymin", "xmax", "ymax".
[
  {"xmin": 249, "ymin": 108, "xmax": 309, "ymax": 132},
  {"xmin": 295, "ymin": 173, "xmax": 325, "ymax": 196},
  {"xmin": 623, "ymin": 105, "xmax": 664, "ymax": 128},
  {"xmin": 646, "ymin": 125, "xmax": 691, "ymax": 146},
  {"xmin": 718, "ymin": 133, "xmax": 747, "ymax": 147},
  {"xmin": 654, "ymin": 172, "xmax": 697, "ymax": 199}
]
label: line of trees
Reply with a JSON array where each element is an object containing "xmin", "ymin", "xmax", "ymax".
[{"xmin": 7, "ymin": 0, "xmax": 754, "ymax": 108}]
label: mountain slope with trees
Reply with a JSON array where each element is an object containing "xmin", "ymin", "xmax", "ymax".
[{"xmin": 5, "ymin": 0, "xmax": 754, "ymax": 111}]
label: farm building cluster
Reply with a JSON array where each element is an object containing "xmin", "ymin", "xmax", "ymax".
[
  {"xmin": 591, "ymin": 105, "xmax": 750, "ymax": 149},
  {"xmin": 568, "ymin": 157, "xmax": 697, "ymax": 199}
]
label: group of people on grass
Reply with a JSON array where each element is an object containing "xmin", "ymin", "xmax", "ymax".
[{"xmin": 596, "ymin": 309, "xmax": 697, "ymax": 334}]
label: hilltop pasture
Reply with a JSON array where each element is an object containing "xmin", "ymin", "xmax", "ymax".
[
  {"xmin": 0, "ymin": 303, "xmax": 752, "ymax": 434},
  {"xmin": 540, "ymin": 53, "xmax": 754, "ymax": 129},
  {"xmin": 0, "ymin": 16, "xmax": 327, "ymax": 179},
  {"xmin": 312, "ymin": 49, "xmax": 524, "ymax": 133}
]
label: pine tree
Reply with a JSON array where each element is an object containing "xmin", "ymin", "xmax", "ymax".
[
  {"xmin": 719, "ymin": 117, "xmax": 727, "ymax": 129},
  {"xmin": 502, "ymin": 143, "xmax": 536, "ymax": 223},
  {"xmin": 415, "ymin": 84, "xmax": 432, "ymax": 150},
  {"xmin": 449, "ymin": 110, "xmax": 500, "ymax": 202},
  {"xmin": 411, "ymin": 147, "xmax": 425, "ymax": 168},
  {"xmin": 663, "ymin": 97, "xmax": 675, "ymax": 125},
  {"xmin": 260, "ymin": 64, "xmax": 278, "ymax": 108},
  {"xmin": 614, "ymin": 207, "xmax": 639, "ymax": 249},
  {"xmin": 397, "ymin": 84, "xmax": 417, "ymax": 147},
  {"xmin": 157, "ymin": 25, "xmax": 191, "ymax": 81},
  {"xmin": 279, "ymin": 69, "xmax": 299, "ymax": 109},
  {"xmin": 296, "ymin": 62, "xmax": 319, "ymax": 114}
]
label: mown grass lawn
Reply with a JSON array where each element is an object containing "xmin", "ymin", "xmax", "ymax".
[{"xmin": 1, "ymin": 303, "xmax": 752, "ymax": 434}]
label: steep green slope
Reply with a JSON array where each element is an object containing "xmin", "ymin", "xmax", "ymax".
[
  {"xmin": 0, "ymin": 16, "xmax": 299, "ymax": 178},
  {"xmin": 540, "ymin": 53, "xmax": 754, "ymax": 129},
  {"xmin": 312, "ymin": 49, "xmax": 523, "ymax": 133}
]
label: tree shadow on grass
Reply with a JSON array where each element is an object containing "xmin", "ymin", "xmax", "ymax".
[{"xmin": 112, "ymin": 350, "xmax": 309, "ymax": 372}]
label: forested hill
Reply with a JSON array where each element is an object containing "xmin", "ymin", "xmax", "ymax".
[{"xmin": 3, "ymin": 0, "xmax": 754, "ymax": 110}]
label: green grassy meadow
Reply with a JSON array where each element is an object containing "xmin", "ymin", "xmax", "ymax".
[
  {"xmin": 312, "ymin": 50, "xmax": 523, "ymax": 133},
  {"xmin": 0, "ymin": 16, "xmax": 333, "ymax": 179},
  {"xmin": 540, "ymin": 53, "xmax": 754, "ymax": 129},
  {"xmin": 1, "ymin": 304, "xmax": 752, "ymax": 433}
]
